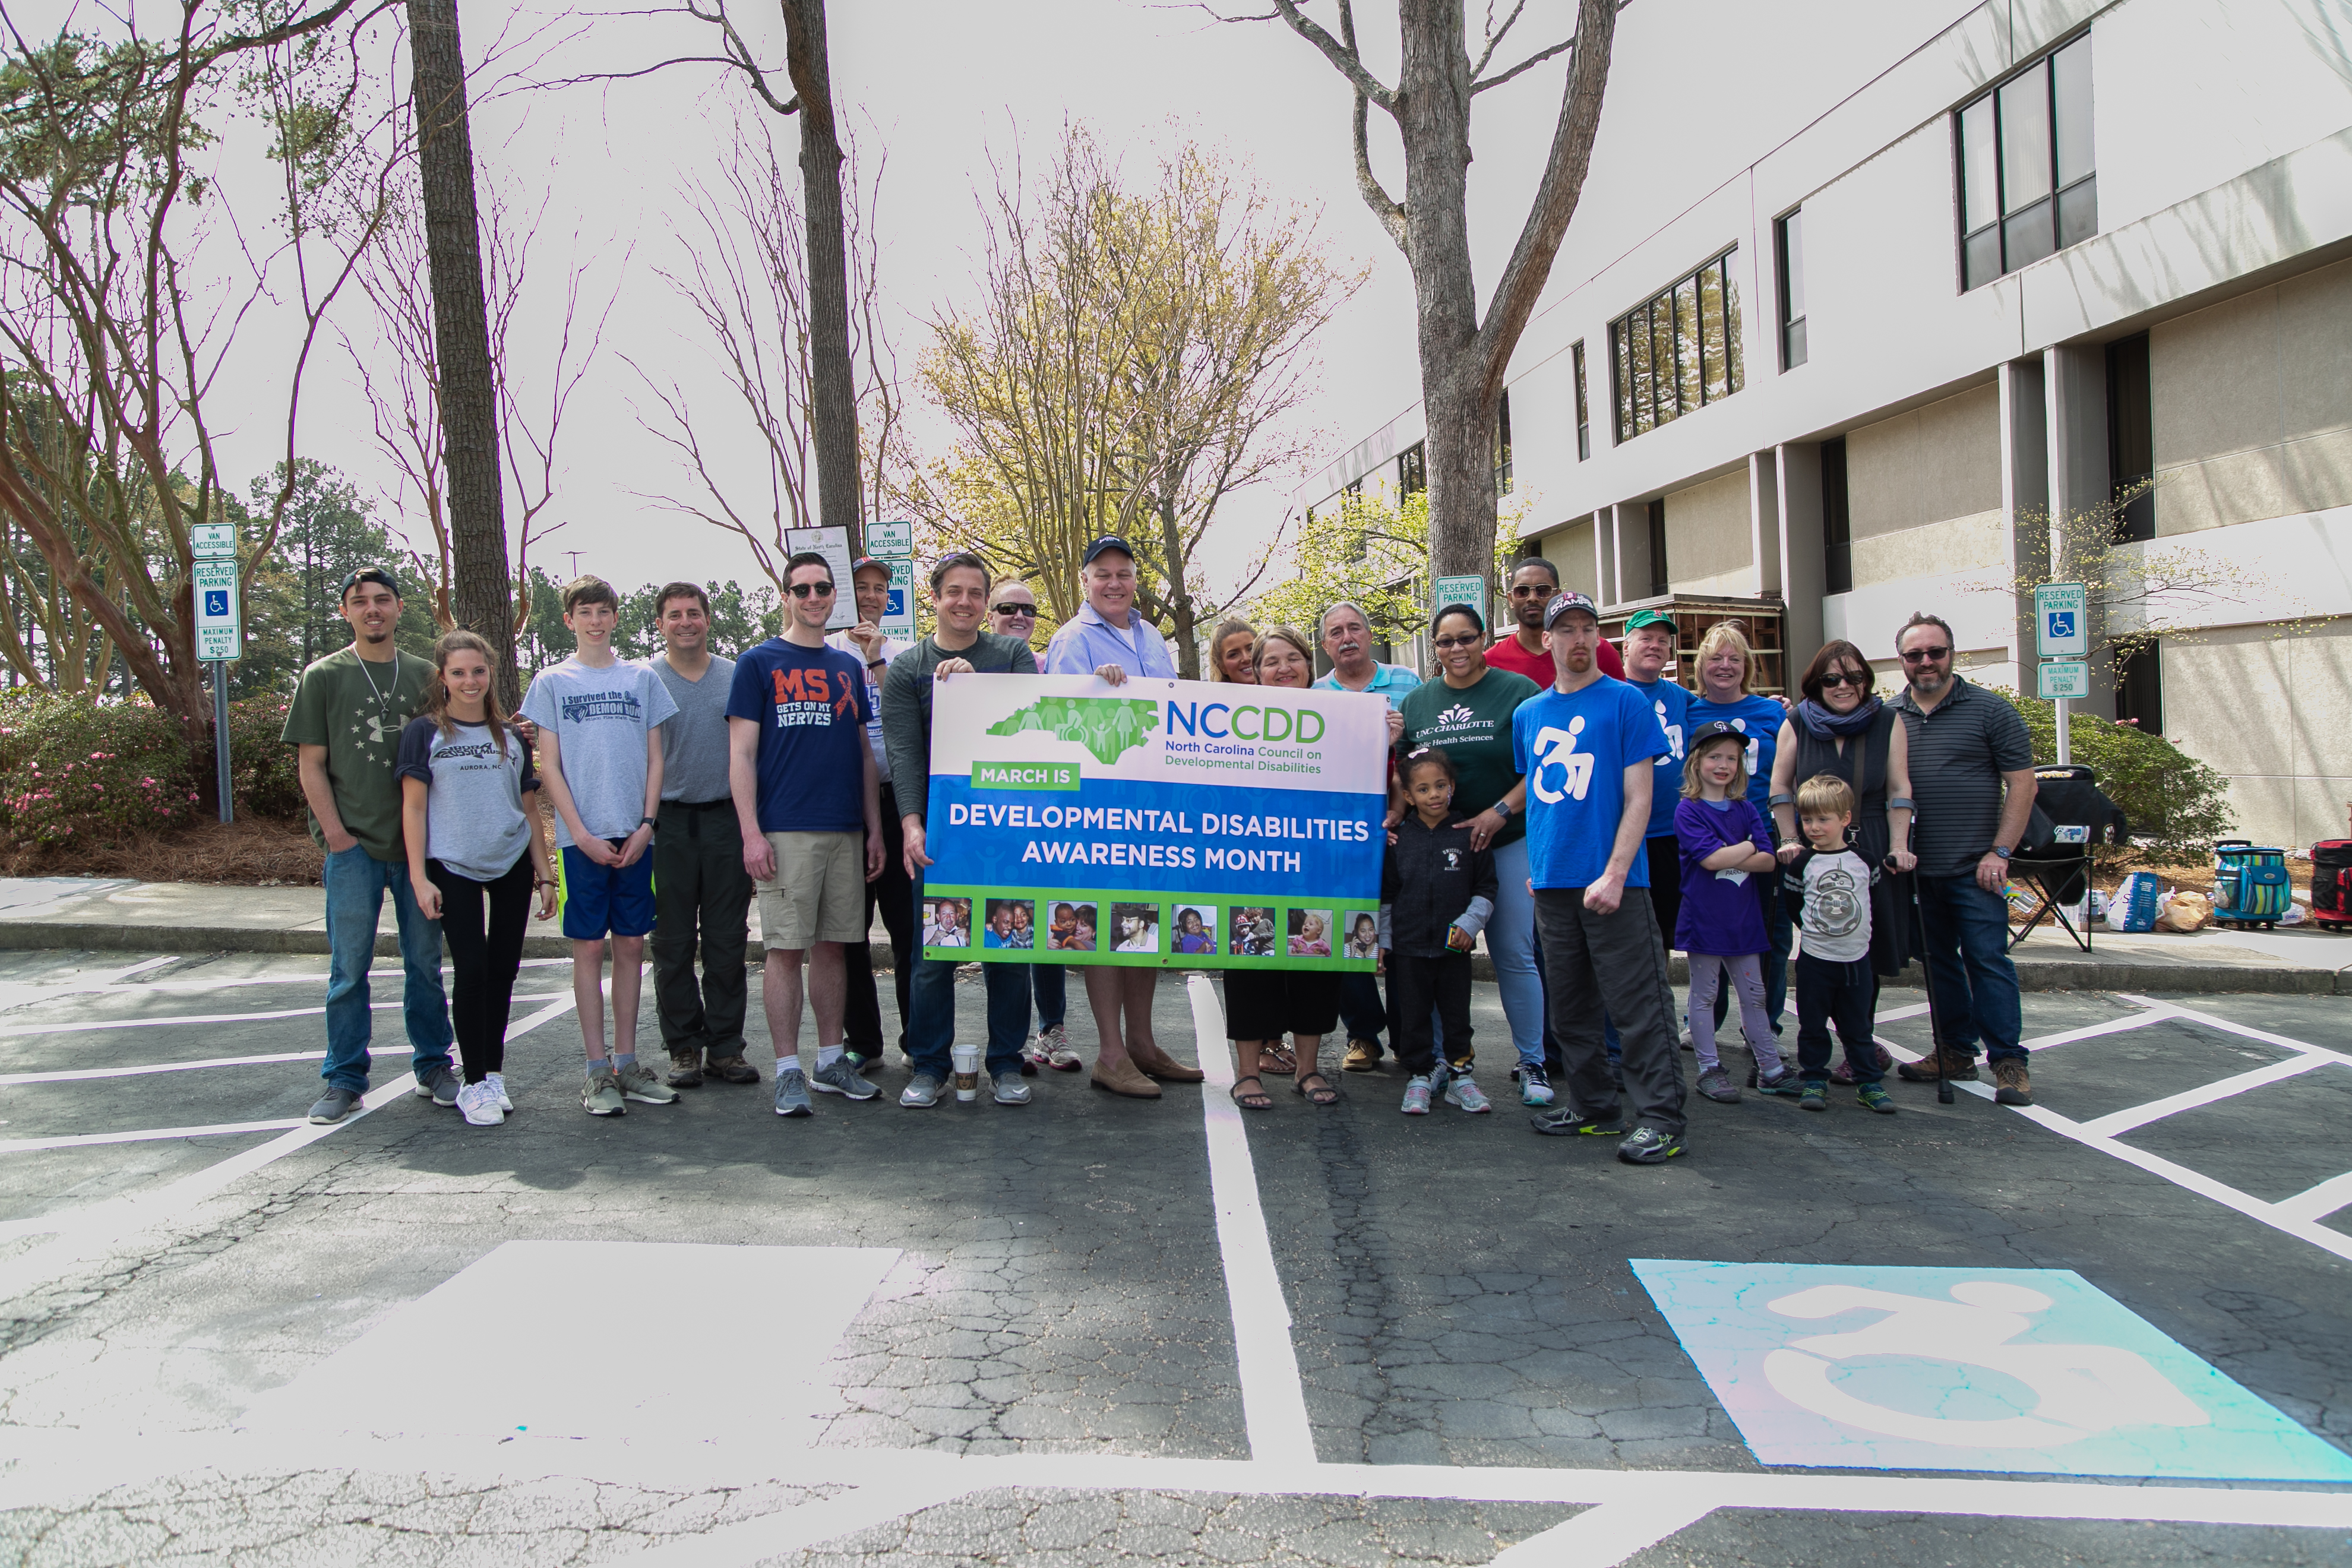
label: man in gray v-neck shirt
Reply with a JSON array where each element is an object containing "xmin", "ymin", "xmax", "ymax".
[{"xmin": 649, "ymin": 583, "xmax": 759, "ymax": 1088}]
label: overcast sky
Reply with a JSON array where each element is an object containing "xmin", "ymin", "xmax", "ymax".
[{"xmin": 113, "ymin": 0, "xmax": 1962, "ymax": 603}]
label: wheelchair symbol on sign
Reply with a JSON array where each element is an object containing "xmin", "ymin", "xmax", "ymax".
[
  {"xmin": 1760, "ymin": 1280, "xmax": 2209, "ymax": 1448},
  {"xmin": 2046, "ymin": 611, "xmax": 2075, "ymax": 639},
  {"xmin": 204, "ymin": 589, "xmax": 229, "ymax": 617}
]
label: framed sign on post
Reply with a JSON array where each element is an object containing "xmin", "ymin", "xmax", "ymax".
[
  {"xmin": 1431, "ymin": 574, "xmax": 1486, "ymax": 619},
  {"xmin": 782, "ymin": 526, "xmax": 856, "ymax": 630},
  {"xmin": 191, "ymin": 548, "xmax": 241, "ymax": 824},
  {"xmin": 2035, "ymin": 581, "xmax": 2088, "ymax": 659}
]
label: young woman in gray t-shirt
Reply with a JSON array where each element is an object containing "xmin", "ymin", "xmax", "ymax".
[{"xmin": 399, "ymin": 631, "xmax": 559, "ymax": 1127}]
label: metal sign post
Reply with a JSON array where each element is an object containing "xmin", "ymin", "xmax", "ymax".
[
  {"xmin": 191, "ymin": 540, "xmax": 241, "ymax": 823},
  {"xmin": 2034, "ymin": 581, "xmax": 2088, "ymax": 767}
]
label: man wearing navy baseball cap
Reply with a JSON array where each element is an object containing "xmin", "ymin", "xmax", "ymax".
[{"xmin": 1512, "ymin": 589, "xmax": 1688, "ymax": 1163}]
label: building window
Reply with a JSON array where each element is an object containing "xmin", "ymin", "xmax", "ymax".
[
  {"xmin": 1494, "ymin": 389, "xmax": 1515, "ymax": 495},
  {"xmin": 2115, "ymin": 642, "xmax": 2162, "ymax": 735},
  {"xmin": 1821, "ymin": 436, "xmax": 1852, "ymax": 595},
  {"xmin": 2106, "ymin": 331, "xmax": 2154, "ymax": 543},
  {"xmin": 1398, "ymin": 442, "xmax": 1426, "ymax": 500},
  {"xmin": 1572, "ymin": 342, "xmax": 1590, "ymax": 460},
  {"xmin": 1776, "ymin": 209, "xmax": 1807, "ymax": 369},
  {"xmin": 1610, "ymin": 248, "xmax": 1742, "ymax": 442},
  {"xmin": 1958, "ymin": 33, "xmax": 2095, "ymax": 290},
  {"xmin": 1647, "ymin": 499, "xmax": 1669, "ymax": 597}
]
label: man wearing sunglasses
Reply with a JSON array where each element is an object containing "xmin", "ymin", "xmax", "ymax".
[
  {"xmin": 1484, "ymin": 557, "xmax": 1625, "ymax": 688},
  {"xmin": 829, "ymin": 557, "xmax": 916, "ymax": 1073},
  {"xmin": 1889, "ymin": 612, "xmax": 2038, "ymax": 1107}
]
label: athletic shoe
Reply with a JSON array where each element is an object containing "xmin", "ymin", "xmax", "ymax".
[
  {"xmin": 705, "ymin": 1054, "xmax": 761, "ymax": 1085},
  {"xmin": 811, "ymin": 1056, "xmax": 879, "ymax": 1101},
  {"xmin": 900, "ymin": 1073, "xmax": 943, "ymax": 1108},
  {"xmin": 1529, "ymin": 1107, "xmax": 1624, "ymax": 1137},
  {"xmin": 618, "ymin": 1061, "xmax": 679, "ymax": 1105},
  {"xmin": 1616, "ymin": 1126, "xmax": 1684, "ymax": 1165},
  {"xmin": 1519, "ymin": 1063, "xmax": 1556, "ymax": 1107},
  {"xmin": 773, "ymin": 1067, "xmax": 813, "ymax": 1117},
  {"xmin": 1343, "ymin": 1038, "xmax": 1380, "ymax": 1072},
  {"xmin": 485, "ymin": 1071, "xmax": 513, "ymax": 1112},
  {"xmin": 991, "ymin": 1070, "xmax": 1032, "ymax": 1105},
  {"xmin": 1443, "ymin": 1074, "xmax": 1491, "ymax": 1114},
  {"xmin": 416, "ymin": 1064, "xmax": 460, "ymax": 1107},
  {"xmin": 1857, "ymin": 1082, "xmax": 1898, "ymax": 1114},
  {"xmin": 1993, "ymin": 1060, "xmax": 2034, "ymax": 1106},
  {"xmin": 308, "ymin": 1087, "xmax": 362, "ymax": 1124},
  {"xmin": 1696, "ymin": 1068, "xmax": 1740, "ymax": 1104},
  {"xmin": 666, "ymin": 1050, "xmax": 704, "ymax": 1088},
  {"xmin": 1401, "ymin": 1075, "xmax": 1432, "ymax": 1115},
  {"xmin": 1798, "ymin": 1082, "xmax": 1827, "ymax": 1113},
  {"xmin": 1022, "ymin": 1036, "xmax": 1052, "ymax": 1074},
  {"xmin": 1042, "ymin": 1024, "xmax": 1082, "ymax": 1071},
  {"xmin": 457, "ymin": 1080, "xmax": 504, "ymax": 1127},
  {"xmin": 583, "ymin": 1067, "xmax": 626, "ymax": 1117},
  {"xmin": 1756, "ymin": 1070, "xmax": 1804, "ymax": 1098}
]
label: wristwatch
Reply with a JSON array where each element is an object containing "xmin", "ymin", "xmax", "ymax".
[
  {"xmin": 639, "ymin": 816, "xmax": 657, "ymax": 830},
  {"xmin": 1991, "ymin": 845, "xmax": 2012, "ymax": 859},
  {"xmin": 1491, "ymin": 798, "xmax": 1514, "ymax": 819}
]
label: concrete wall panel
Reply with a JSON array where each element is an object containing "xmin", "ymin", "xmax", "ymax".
[
  {"xmin": 2277, "ymin": 257, "xmax": 2352, "ymax": 445},
  {"xmin": 1664, "ymin": 470, "xmax": 1753, "ymax": 586},
  {"xmin": 1851, "ymin": 508, "xmax": 2007, "ymax": 589},
  {"xmin": 1845, "ymin": 383, "xmax": 2003, "ymax": 541}
]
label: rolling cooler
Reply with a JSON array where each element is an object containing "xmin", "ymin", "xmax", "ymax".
[
  {"xmin": 2211, "ymin": 840, "xmax": 2292, "ymax": 930},
  {"xmin": 2313, "ymin": 839, "xmax": 2352, "ymax": 931}
]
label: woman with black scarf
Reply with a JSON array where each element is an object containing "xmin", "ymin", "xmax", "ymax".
[{"xmin": 1768, "ymin": 642, "xmax": 1918, "ymax": 1006}]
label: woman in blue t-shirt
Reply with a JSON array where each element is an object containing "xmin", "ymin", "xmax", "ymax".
[{"xmin": 1685, "ymin": 622, "xmax": 1794, "ymax": 1049}]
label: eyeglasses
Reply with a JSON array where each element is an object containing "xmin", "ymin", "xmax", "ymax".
[
  {"xmin": 1817, "ymin": 671, "xmax": 1868, "ymax": 690},
  {"xmin": 786, "ymin": 581, "xmax": 835, "ymax": 599},
  {"xmin": 992, "ymin": 602, "xmax": 1036, "ymax": 618},
  {"xmin": 1432, "ymin": 633, "xmax": 1482, "ymax": 650},
  {"xmin": 1507, "ymin": 584, "xmax": 1556, "ymax": 597},
  {"xmin": 1899, "ymin": 645, "xmax": 1951, "ymax": 663}
]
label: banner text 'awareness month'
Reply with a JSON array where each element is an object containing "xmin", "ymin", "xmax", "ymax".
[{"xmin": 945, "ymin": 802, "xmax": 1373, "ymax": 873}]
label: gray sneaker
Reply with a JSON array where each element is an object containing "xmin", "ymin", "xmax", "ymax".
[
  {"xmin": 582, "ymin": 1066, "xmax": 626, "ymax": 1117},
  {"xmin": 416, "ymin": 1064, "xmax": 460, "ymax": 1107},
  {"xmin": 1696, "ymin": 1068, "xmax": 1742, "ymax": 1104},
  {"xmin": 991, "ymin": 1069, "xmax": 1032, "ymax": 1105},
  {"xmin": 900, "ymin": 1073, "xmax": 943, "ymax": 1108},
  {"xmin": 617, "ymin": 1061, "xmax": 679, "ymax": 1105},
  {"xmin": 773, "ymin": 1067, "xmax": 813, "ymax": 1118},
  {"xmin": 811, "ymin": 1055, "xmax": 879, "ymax": 1101},
  {"xmin": 308, "ymin": 1087, "xmax": 362, "ymax": 1124}
]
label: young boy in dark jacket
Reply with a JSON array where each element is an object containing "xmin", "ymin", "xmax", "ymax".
[
  {"xmin": 1779, "ymin": 773, "xmax": 1896, "ymax": 1115},
  {"xmin": 1380, "ymin": 747, "xmax": 1499, "ymax": 1115}
]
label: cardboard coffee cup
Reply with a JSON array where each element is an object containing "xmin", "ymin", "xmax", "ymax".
[{"xmin": 950, "ymin": 1042, "xmax": 982, "ymax": 1101}]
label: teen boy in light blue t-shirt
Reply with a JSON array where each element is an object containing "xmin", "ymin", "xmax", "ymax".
[{"xmin": 1513, "ymin": 591, "xmax": 1688, "ymax": 1165}]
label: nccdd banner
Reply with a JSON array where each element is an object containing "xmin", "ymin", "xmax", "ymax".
[{"xmin": 919, "ymin": 674, "xmax": 1387, "ymax": 970}]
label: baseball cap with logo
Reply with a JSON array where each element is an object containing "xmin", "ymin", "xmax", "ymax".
[
  {"xmin": 1623, "ymin": 608, "xmax": 1678, "ymax": 634},
  {"xmin": 1687, "ymin": 719, "xmax": 1746, "ymax": 749},
  {"xmin": 1081, "ymin": 535, "xmax": 1136, "ymax": 567},
  {"xmin": 1542, "ymin": 590, "xmax": 1600, "ymax": 629}
]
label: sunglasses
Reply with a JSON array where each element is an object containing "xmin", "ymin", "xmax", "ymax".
[
  {"xmin": 1432, "ymin": 633, "xmax": 1483, "ymax": 650},
  {"xmin": 786, "ymin": 581, "xmax": 835, "ymax": 599},
  {"xmin": 1817, "ymin": 671, "xmax": 1868, "ymax": 690},
  {"xmin": 992, "ymin": 602, "xmax": 1036, "ymax": 618},
  {"xmin": 1507, "ymin": 583, "xmax": 1556, "ymax": 597},
  {"xmin": 1899, "ymin": 645, "xmax": 1951, "ymax": 663}
]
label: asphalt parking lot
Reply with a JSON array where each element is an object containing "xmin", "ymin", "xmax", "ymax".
[{"xmin": 0, "ymin": 947, "xmax": 2347, "ymax": 1566}]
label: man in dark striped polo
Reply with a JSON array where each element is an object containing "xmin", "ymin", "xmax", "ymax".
[{"xmin": 1889, "ymin": 612, "xmax": 2039, "ymax": 1106}]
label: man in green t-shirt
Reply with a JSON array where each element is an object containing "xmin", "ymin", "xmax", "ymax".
[{"xmin": 282, "ymin": 567, "xmax": 455, "ymax": 1124}]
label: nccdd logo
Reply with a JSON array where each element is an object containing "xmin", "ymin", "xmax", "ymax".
[{"xmin": 1166, "ymin": 700, "xmax": 1326, "ymax": 744}]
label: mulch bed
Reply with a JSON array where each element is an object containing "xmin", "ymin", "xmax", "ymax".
[{"xmin": 1, "ymin": 817, "xmax": 325, "ymax": 886}]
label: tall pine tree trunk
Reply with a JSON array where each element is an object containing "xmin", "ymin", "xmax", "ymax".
[
  {"xmin": 409, "ymin": 0, "xmax": 517, "ymax": 701},
  {"xmin": 781, "ymin": 0, "xmax": 861, "ymax": 552}
]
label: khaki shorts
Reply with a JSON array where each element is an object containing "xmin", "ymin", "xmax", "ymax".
[{"xmin": 755, "ymin": 831, "xmax": 867, "ymax": 949}]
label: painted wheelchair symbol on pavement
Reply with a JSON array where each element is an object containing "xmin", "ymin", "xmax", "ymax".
[{"xmin": 1633, "ymin": 1259, "xmax": 2352, "ymax": 1482}]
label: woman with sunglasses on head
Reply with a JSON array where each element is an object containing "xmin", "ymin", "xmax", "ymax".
[
  {"xmin": 1392, "ymin": 603, "xmax": 1541, "ymax": 1098},
  {"xmin": 1768, "ymin": 641, "xmax": 1916, "ymax": 1048},
  {"xmin": 1209, "ymin": 619, "xmax": 1260, "ymax": 684},
  {"xmin": 1225, "ymin": 626, "xmax": 1349, "ymax": 1111}
]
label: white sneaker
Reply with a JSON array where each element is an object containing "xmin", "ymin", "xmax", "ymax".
[
  {"xmin": 485, "ymin": 1072, "xmax": 513, "ymax": 1112},
  {"xmin": 456, "ymin": 1079, "xmax": 504, "ymax": 1127}
]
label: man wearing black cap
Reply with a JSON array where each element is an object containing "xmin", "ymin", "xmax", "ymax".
[
  {"xmin": 1043, "ymin": 536, "xmax": 1200, "ymax": 1100},
  {"xmin": 1513, "ymin": 590, "xmax": 1689, "ymax": 1164},
  {"xmin": 283, "ymin": 567, "xmax": 457, "ymax": 1124}
]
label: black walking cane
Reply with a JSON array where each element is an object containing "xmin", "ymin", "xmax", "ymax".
[{"xmin": 1891, "ymin": 829, "xmax": 1955, "ymax": 1105}]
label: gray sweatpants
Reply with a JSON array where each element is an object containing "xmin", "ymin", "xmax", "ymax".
[{"xmin": 1534, "ymin": 887, "xmax": 1687, "ymax": 1137}]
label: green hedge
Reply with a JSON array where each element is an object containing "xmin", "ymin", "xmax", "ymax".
[
  {"xmin": 1993, "ymin": 688, "xmax": 2236, "ymax": 862},
  {"xmin": 0, "ymin": 691, "xmax": 306, "ymax": 849}
]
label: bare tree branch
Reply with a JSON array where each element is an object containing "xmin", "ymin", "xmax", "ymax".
[
  {"xmin": 1468, "ymin": 0, "xmax": 1526, "ymax": 79},
  {"xmin": 1473, "ymin": 33, "xmax": 1573, "ymax": 94},
  {"xmin": 1267, "ymin": 0, "xmax": 1395, "ymax": 111}
]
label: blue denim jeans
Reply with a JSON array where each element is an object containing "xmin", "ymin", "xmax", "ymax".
[
  {"xmin": 1914, "ymin": 871, "xmax": 2025, "ymax": 1064},
  {"xmin": 1485, "ymin": 836, "xmax": 1545, "ymax": 1066},
  {"xmin": 321, "ymin": 846, "xmax": 453, "ymax": 1093},
  {"xmin": 906, "ymin": 880, "xmax": 1030, "ymax": 1080},
  {"xmin": 1339, "ymin": 971, "xmax": 1387, "ymax": 1055},
  {"xmin": 1029, "ymin": 959, "xmax": 1066, "ymax": 1032}
]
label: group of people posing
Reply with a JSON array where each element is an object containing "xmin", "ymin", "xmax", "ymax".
[{"xmin": 286, "ymin": 540, "xmax": 2039, "ymax": 1167}]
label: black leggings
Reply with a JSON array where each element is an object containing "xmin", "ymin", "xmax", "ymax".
[{"xmin": 431, "ymin": 853, "xmax": 533, "ymax": 1083}]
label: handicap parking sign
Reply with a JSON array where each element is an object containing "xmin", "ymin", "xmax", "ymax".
[
  {"xmin": 2046, "ymin": 611, "xmax": 2075, "ymax": 640},
  {"xmin": 886, "ymin": 587, "xmax": 905, "ymax": 617},
  {"xmin": 204, "ymin": 589, "xmax": 229, "ymax": 617},
  {"xmin": 1634, "ymin": 1259, "xmax": 2352, "ymax": 1481}
]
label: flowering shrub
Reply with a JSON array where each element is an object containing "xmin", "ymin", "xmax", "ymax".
[{"xmin": 0, "ymin": 691, "xmax": 308, "ymax": 849}]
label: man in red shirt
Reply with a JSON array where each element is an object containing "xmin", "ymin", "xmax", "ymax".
[{"xmin": 1487, "ymin": 558, "xmax": 1625, "ymax": 684}]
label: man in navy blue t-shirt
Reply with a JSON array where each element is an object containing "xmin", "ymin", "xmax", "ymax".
[
  {"xmin": 1513, "ymin": 591, "xmax": 1688, "ymax": 1164},
  {"xmin": 727, "ymin": 551, "xmax": 884, "ymax": 1118}
]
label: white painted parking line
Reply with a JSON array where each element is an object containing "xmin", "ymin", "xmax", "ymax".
[
  {"xmin": 1872, "ymin": 1001, "xmax": 1931, "ymax": 1023},
  {"xmin": 0, "ymin": 955, "xmax": 577, "ymax": 1003},
  {"xmin": 2074, "ymin": 1054, "xmax": 2337, "ymax": 1139},
  {"xmin": 2272, "ymin": 1169, "xmax": 2352, "ymax": 1226},
  {"xmin": 0, "ymin": 988, "xmax": 575, "ymax": 1039},
  {"xmin": 1489, "ymin": 1495, "xmax": 1716, "ymax": 1567},
  {"xmin": 0, "ymin": 1118, "xmax": 305, "ymax": 1155},
  {"xmin": 0, "ymin": 1051, "xmax": 326, "ymax": 1085},
  {"xmin": 1188, "ymin": 972, "xmax": 1317, "ymax": 1472}
]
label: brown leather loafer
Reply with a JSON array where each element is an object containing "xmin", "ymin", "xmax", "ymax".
[
  {"xmin": 1129, "ymin": 1042, "xmax": 1206, "ymax": 1083},
  {"xmin": 1089, "ymin": 1058, "xmax": 1164, "ymax": 1098}
]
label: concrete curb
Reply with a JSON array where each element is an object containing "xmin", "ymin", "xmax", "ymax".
[{"xmin": 0, "ymin": 916, "xmax": 2344, "ymax": 994}]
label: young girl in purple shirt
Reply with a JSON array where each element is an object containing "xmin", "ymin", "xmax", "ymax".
[{"xmin": 1676, "ymin": 722, "xmax": 1800, "ymax": 1104}]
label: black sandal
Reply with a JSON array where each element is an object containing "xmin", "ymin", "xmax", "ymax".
[
  {"xmin": 1260, "ymin": 1042, "xmax": 1297, "ymax": 1076},
  {"xmin": 1230, "ymin": 1075, "xmax": 1272, "ymax": 1111},
  {"xmin": 1294, "ymin": 1071, "xmax": 1339, "ymax": 1107}
]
